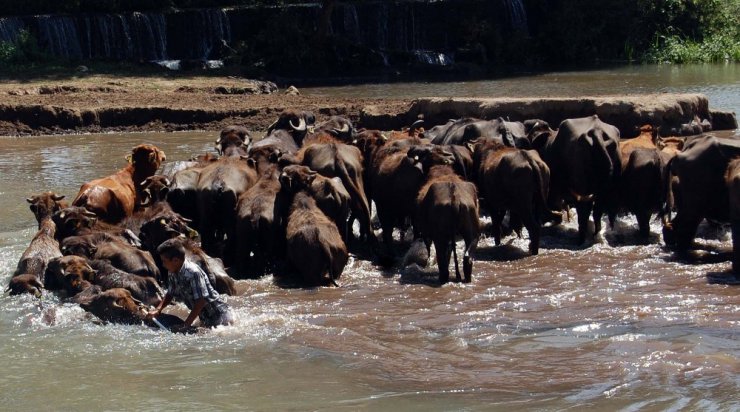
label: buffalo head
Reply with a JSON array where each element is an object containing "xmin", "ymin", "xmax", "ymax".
[
  {"xmin": 45, "ymin": 255, "xmax": 95, "ymax": 291},
  {"xmin": 216, "ymin": 126, "xmax": 252, "ymax": 156},
  {"xmin": 139, "ymin": 213, "xmax": 198, "ymax": 252},
  {"xmin": 139, "ymin": 175, "xmax": 171, "ymax": 206},
  {"xmin": 280, "ymin": 165, "xmax": 317, "ymax": 193},
  {"xmin": 52, "ymin": 207, "xmax": 97, "ymax": 239},
  {"xmin": 407, "ymin": 145, "xmax": 455, "ymax": 174}
]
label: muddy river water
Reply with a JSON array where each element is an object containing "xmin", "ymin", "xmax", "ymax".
[{"xmin": 1, "ymin": 64, "xmax": 738, "ymax": 410}]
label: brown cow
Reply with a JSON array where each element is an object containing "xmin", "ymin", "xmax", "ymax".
[
  {"xmin": 60, "ymin": 258, "xmax": 163, "ymax": 306},
  {"xmin": 6, "ymin": 274, "xmax": 44, "ymax": 297},
  {"xmin": 61, "ymin": 234, "xmax": 160, "ymax": 279},
  {"xmin": 26, "ymin": 192, "xmax": 67, "ymax": 227},
  {"xmin": 13, "ymin": 207, "xmax": 62, "ymax": 280},
  {"xmin": 285, "ymin": 191, "xmax": 348, "ymax": 287},
  {"xmin": 44, "ymin": 255, "xmax": 95, "ymax": 291},
  {"xmin": 74, "ymin": 287, "xmax": 148, "ymax": 325},
  {"xmin": 9, "ymin": 192, "xmax": 67, "ymax": 295},
  {"xmin": 415, "ymin": 164, "xmax": 480, "ymax": 283},
  {"xmin": 73, "ymin": 144, "xmax": 166, "ymax": 223}
]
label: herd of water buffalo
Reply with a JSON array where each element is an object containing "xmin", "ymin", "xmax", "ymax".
[{"xmin": 5, "ymin": 109, "xmax": 740, "ymax": 327}]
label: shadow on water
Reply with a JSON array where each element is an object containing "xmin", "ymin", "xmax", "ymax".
[{"xmin": 706, "ymin": 270, "xmax": 740, "ymax": 285}]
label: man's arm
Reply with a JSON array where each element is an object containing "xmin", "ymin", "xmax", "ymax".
[
  {"xmin": 146, "ymin": 293, "xmax": 173, "ymax": 320},
  {"xmin": 181, "ymin": 297, "xmax": 207, "ymax": 328}
]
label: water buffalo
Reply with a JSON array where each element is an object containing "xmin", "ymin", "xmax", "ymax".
[
  {"xmin": 424, "ymin": 117, "xmax": 528, "ymax": 148},
  {"xmin": 284, "ymin": 191, "xmax": 348, "ymax": 287},
  {"xmin": 663, "ymin": 135, "xmax": 740, "ymax": 251},
  {"xmin": 280, "ymin": 165, "xmax": 351, "ymax": 241},
  {"xmin": 290, "ymin": 142, "xmax": 372, "ymax": 241},
  {"xmin": 196, "ymin": 155, "xmax": 259, "ymax": 259},
  {"xmin": 415, "ymin": 164, "xmax": 480, "ymax": 283},
  {"xmin": 726, "ymin": 158, "xmax": 740, "ymax": 273},
  {"xmin": 470, "ymin": 138, "xmax": 554, "ymax": 254},
  {"xmin": 371, "ymin": 144, "xmax": 455, "ymax": 258},
  {"xmin": 234, "ymin": 165, "xmax": 286, "ymax": 277},
  {"xmin": 73, "ymin": 144, "xmax": 166, "ymax": 223},
  {"xmin": 252, "ymin": 110, "xmax": 315, "ymax": 154},
  {"xmin": 138, "ymin": 215, "xmax": 237, "ymax": 295},
  {"xmin": 542, "ymin": 115, "xmax": 622, "ymax": 243},
  {"xmin": 216, "ymin": 125, "xmax": 252, "ymax": 155},
  {"xmin": 60, "ymin": 234, "xmax": 160, "ymax": 279},
  {"xmin": 167, "ymin": 155, "xmax": 219, "ymax": 227},
  {"xmin": 63, "ymin": 259, "xmax": 163, "ymax": 306}
]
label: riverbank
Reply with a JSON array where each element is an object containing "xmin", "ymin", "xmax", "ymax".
[{"xmin": 0, "ymin": 73, "xmax": 736, "ymax": 137}]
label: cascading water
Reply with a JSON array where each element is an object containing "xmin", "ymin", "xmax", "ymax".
[
  {"xmin": 0, "ymin": 17, "xmax": 25, "ymax": 43},
  {"xmin": 190, "ymin": 8, "xmax": 231, "ymax": 60},
  {"xmin": 80, "ymin": 13, "xmax": 167, "ymax": 61},
  {"xmin": 504, "ymin": 0, "xmax": 528, "ymax": 33},
  {"xmin": 38, "ymin": 15, "xmax": 83, "ymax": 59}
]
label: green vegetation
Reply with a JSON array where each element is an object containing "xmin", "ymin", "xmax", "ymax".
[
  {"xmin": 642, "ymin": 0, "xmax": 740, "ymax": 63},
  {"xmin": 0, "ymin": 30, "xmax": 51, "ymax": 66}
]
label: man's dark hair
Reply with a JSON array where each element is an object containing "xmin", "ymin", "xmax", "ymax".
[{"xmin": 157, "ymin": 238, "xmax": 187, "ymax": 260}]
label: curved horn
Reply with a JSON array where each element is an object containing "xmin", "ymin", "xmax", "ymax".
[
  {"xmin": 26, "ymin": 197, "xmax": 34, "ymax": 203},
  {"xmin": 409, "ymin": 119, "xmax": 424, "ymax": 132},
  {"xmin": 51, "ymin": 194, "xmax": 66, "ymax": 201},
  {"xmin": 333, "ymin": 123, "xmax": 350, "ymax": 135},
  {"xmin": 289, "ymin": 117, "xmax": 307, "ymax": 132},
  {"xmin": 82, "ymin": 210, "xmax": 97, "ymax": 218},
  {"xmin": 140, "ymin": 189, "xmax": 152, "ymax": 207},
  {"xmin": 266, "ymin": 120, "xmax": 278, "ymax": 134},
  {"xmin": 163, "ymin": 178, "xmax": 171, "ymax": 187}
]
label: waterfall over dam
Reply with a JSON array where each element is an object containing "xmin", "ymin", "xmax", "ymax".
[{"xmin": 0, "ymin": 1, "xmax": 528, "ymax": 66}]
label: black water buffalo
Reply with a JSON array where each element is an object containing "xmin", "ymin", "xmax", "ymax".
[
  {"xmin": 424, "ymin": 117, "xmax": 528, "ymax": 148},
  {"xmin": 542, "ymin": 115, "xmax": 622, "ymax": 243},
  {"xmin": 306, "ymin": 115, "xmax": 354, "ymax": 144},
  {"xmin": 414, "ymin": 165, "xmax": 480, "ymax": 283},
  {"xmin": 284, "ymin": 191, "xmax": 348, "ymax": 287},
  {"xmin": 620, "ymin": 148, "xmax": 669, "ymax": 237},
  {"xmin": 280, "ymin": 165, "xmax": 351, "ymax": 241},
  {"xmin": 290, "ymin": 142, "xmax": 372, "ymax": 241},
  {"xmin": 138, "ymin": 215, "xmax": 237, "ymax": 295},
  {"xmin": 371, "ymin": 144, "xmax": 455, "ymax": 258},
  {"xmin": 663, "ymin": 135, "xmax": 740, "ymax": 251},
  {"xmin": 234, "ymin": 165, "xmax": 286, "ymax": 277},
  {"xmin": 252, "ymin": 110, "xmax": 315, "ymax": 154},
  {"xmin": 726, "ymin": 158, "xmax": 740, "ymax": 273},
  {"xmin": 216, "ymin": 125, "xmax": 252, "ymax": 154},
  {"xmin": 167, "ymin": 155, "xmax": 219, "ymax": 227},
  {"xmin": 196, "ymin": 155, "xmax": 259, "ymax": 258},
  {"xmin": 470, "ymin": 138, "xmax": 555, "ymax": 255}
]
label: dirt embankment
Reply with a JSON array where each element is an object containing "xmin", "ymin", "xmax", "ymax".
[
  {"xmin": 0, "ymin": 74, "xmax": 735, "ymax": 136},
  {"xmin": 0, "ymin": 75, "xmax": 412, "ymax": 136}
]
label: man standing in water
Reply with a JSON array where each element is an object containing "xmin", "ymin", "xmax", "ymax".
[{"xmin": 146, "ymin": 239, "xmax": 234, "ymax": 332}]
